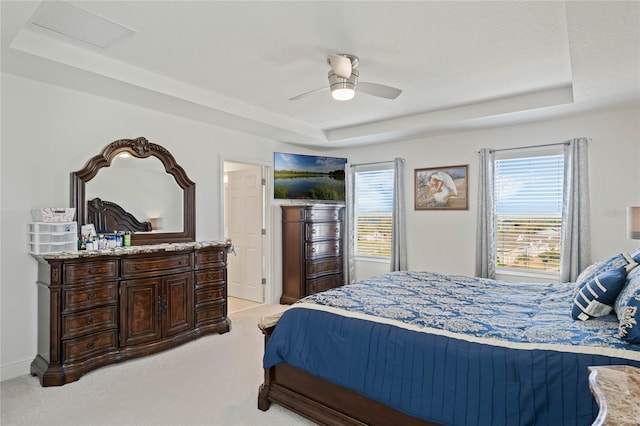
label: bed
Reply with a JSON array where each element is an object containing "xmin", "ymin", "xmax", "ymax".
[
  {"xmin": 87, "ymin": 197, "xmax": 152, "ymax": 233},
  {"xmin": 258, "ymin": 253, "xmax": 640, "ymax": 426}
]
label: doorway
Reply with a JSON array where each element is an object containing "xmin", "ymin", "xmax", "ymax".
[{"xmin": 224, "ymin": 161, "xmax": 267, "ymax": 303}]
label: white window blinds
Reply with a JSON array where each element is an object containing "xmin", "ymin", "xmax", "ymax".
[
  {"xmin": 354, "ymin": 168, "xmax": 394, "ymax": 258},
  {"xmin": 495, "ymin": 153, "xmax": 564, "ymax": 273}
]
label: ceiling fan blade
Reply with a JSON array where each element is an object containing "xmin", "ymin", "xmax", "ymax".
[
  {"xmin": 328, "ymin": 54, "xmax": 352, "ymax": 79},
  {"xmin": 357, "ymin": 82, "xmax": 402, "ymax": 99},
  {"xmin": 289, "ymin": 86, "xmax": 329, "ymax": 101},
  {"xmin": 356, "ymin": 81, "xmax": 402, "ymax": 99}
]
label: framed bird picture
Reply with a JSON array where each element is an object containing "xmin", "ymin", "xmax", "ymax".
[{"xmin": 414, "ymin": 164, "xmax": 468, "ymax": 210}]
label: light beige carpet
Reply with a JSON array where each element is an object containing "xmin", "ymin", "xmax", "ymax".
[
  {"xmin": 0, "ymin": 304, "xmax": 314, "ymax": 426},
  {"xmin": 228, "ymin": 296, "xmax": 262, "ymax": 314}
]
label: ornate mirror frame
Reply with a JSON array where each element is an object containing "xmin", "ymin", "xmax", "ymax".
[{"xmin": 70, "ymin": 137, "xmax": 195, "ymax": 245}]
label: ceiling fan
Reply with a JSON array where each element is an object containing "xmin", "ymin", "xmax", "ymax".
[{"xmin": 289, "ymin": 53, "xmax": 402, "ymax": 101}]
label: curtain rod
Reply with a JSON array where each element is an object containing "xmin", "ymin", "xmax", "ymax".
[
  {"xmin": 349, "ymin": 159, "xmax": 399, "ymax": 168},
  {"xmin": 478, "ymin": 141, "xmax": 570, "ymax": 154}
]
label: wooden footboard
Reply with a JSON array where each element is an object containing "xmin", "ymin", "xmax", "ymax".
[{"xmin": 257, "ymin": 313, "xmax": 439, "ymax": 426}]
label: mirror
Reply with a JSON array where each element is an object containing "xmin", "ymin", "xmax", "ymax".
[
  {"xmin": 71, "ymin": 137, "xmax": 196, "ymax": 245},
  {"xmin": 87, "ymin": 156, "xmax": 183, "ymax": 232}
]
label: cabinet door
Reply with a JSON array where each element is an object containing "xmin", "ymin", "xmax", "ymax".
[
  {"xmin": 120, "ymin": 277, "xmax": 162, "ymax": 347},
  {"xmin": 163, "ymin": 272, "xmax": 193, "ymax": 337}
]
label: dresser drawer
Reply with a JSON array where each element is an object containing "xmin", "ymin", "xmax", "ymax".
[
  {"xmin": 62, "ymin": 282, "xmax": 118, "ymax": 312},
  {"xmin": 195, "ymin": 269, "xmax": 225, "ymax": 286},
  {"xmin": 306, "ymin": 274, "xmax": 343, "ymax": 295},
  {"xmin": 195, "ymin": 304, "xmax": 225, "ymax": 325},
  {"xmin": 62, "ymin": 330, "xmax": 118, "ymax": 363},
  {"xmin": 195, "ymin": 248, "xmax": 226, "ymax": 268},
  {"xmin": 195, "ymin": 285, "xmax": 225, "ymax": 306},
  {"xmin": 305, "ymin": 222, "xmax": 341, "ymax": 241},
  {"xmin": 64, "ymin": 260, "xmax": 118, "ymax": 284},
  {"xmin": 304, "ymin": 207, "xmax": 342, "ymax": 222},
  {"xmin": 61, "ymin": 306, "xmax": 118, "ymax": 339},
  {"xmin": 122, "ymin": 253, "xmax": 191, "ymax": 277},
  {"xmin": 306, "ymin": 257, "xmax": 343, "ymax": 278},
  {"xmin": 305, "ymin": 240, "xmax": 341, "ymax": 259}
]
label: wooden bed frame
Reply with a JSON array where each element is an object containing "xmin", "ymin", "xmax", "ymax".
[
  {"xmin": 257, "ymin": 315, "xmax": 438, "ymax": 426},
  {"xmin": 87, "ymin": 197, "xmax": 152, "ymax": 233}
]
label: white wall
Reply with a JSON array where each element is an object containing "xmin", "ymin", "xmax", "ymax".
[
  {"xmin": 324, "ymin": 106, "xmax": 640, "ymax": 280},
  {"xmin": 2, "ymin": 71, "xmax": 639, "ymax": 381},
  {"xmin": 0, "ymin": 73, "xmax": 298, "ymax": 381}
]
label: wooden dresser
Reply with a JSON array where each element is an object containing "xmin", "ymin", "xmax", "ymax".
[
  {"xmin": 31, "ymin": 242, "xmax": 230, "ymax": 386},
  {"xmin": 280, "ymin": 205, "xmax": 345, "ymax": 304}
]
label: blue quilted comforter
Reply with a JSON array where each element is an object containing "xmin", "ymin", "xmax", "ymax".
[{"xmin": 263, "ymin": 271, "xmax": 640, "ymax": 425}]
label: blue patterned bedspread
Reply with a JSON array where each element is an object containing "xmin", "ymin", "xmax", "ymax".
[{"xmin": 263, "ymin": 271, "xmax": 640, "ymax": 425}]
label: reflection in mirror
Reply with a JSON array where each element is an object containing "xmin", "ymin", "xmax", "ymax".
[
  {"xmin": 70, "ymin": 137, "xmax": 196, "ymax": 245},
  {"xmin": 86, "ymin": 155, "xmax": 183, "ymax": 232}
]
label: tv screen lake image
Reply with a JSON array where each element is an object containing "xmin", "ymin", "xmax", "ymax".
[{"xmin": 274, "ymin": 152, "xmax": 346, "ymax": 201}]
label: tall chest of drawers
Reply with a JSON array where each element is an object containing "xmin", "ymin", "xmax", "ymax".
[
  {"xmin": 31, "ymin": 242, "xmax": 229, "ymax": 386},
  {"xmin": 280, "ymin": 205, "xmax": 345, "ymax": 304}
]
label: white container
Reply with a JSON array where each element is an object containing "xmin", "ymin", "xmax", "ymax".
[
  {"xmin": 29, "ymin": 222, "xmax": 78, "ymax": 254},
  {"xmin": 31, "ymin": 208, "xmax": 76, "ymax": 223}
]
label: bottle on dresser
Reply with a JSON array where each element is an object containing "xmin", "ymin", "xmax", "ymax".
[{"xmin": 86, "ymin": 236, "xmax": 94, "ymax": 251}]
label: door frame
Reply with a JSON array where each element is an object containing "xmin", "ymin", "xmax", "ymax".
[{"xmin": 219, "ymin": 155, "xmax": 272, "ymax": 304}]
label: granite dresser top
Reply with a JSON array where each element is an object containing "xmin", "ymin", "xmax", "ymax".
[
  {"xmin": 588, "ymin": 365, "xmax": 640, "ymax": 426},
  {"xmin": 32, "ymin": 240, "xmax": 229, "ymax": 261}
]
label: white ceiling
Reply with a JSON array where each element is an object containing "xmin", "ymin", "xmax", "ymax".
[{"xmin": 2, "ymin": 1, "xmax": 639, "ymax": 148}]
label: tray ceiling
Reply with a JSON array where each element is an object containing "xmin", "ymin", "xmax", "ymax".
[{"xmin": 2, "ymin": 1, "xmax": 638, "ymax": 147}]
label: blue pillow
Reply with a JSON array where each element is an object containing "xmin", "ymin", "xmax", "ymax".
[
  {"xmin": 615, "ymin": 264, "xmax": 640, "ymax": 319},
  {"xmin": 572, "ymin": 267, "xmax": 628, "ymax": 321},
  {"xmin": 576, "ymin": 250, "xmax": 640, "ymax": 285},
  {"xmin": 619, "ymin": 293, "xmax": 640, "ymax": 343},
  {"xmin": 574, "ymin": 250, "xmax": 640, "ymax": 299}
]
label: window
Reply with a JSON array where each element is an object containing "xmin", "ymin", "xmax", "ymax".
[
  {"xmin": 354, "ymin": 166, "xmax": 394, "ymax": 258},
  {"xmin": 494, "ymin": 151, "xmax": 564, "ymax": 274}
]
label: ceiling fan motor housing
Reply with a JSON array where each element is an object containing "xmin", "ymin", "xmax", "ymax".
[{"xmin": 328, "ymin": 68, "xmax": 359, "ymax": 92}]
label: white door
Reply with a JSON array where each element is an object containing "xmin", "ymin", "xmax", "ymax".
[{"xmin": 225, "ymin": 165, "xmax": 264, "ymax": 302}]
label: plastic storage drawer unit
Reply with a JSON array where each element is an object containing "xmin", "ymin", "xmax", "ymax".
[{"xmin": 29, "ymin": 222, "xmax": 78, "ymax": 254}]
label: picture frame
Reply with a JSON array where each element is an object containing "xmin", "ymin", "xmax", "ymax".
[{"xmin": 414, "ymin": 164, "xmax": 469, "ymax": 210}]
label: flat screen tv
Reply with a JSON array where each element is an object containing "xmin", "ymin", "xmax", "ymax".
[{"xmin": 274, "ymin": 152, "xmax": 347, "ymax": 202}]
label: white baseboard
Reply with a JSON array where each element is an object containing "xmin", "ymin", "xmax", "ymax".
[{"xmin": 1, "ymin": 359, "xmax": 31, "ymax": 382}]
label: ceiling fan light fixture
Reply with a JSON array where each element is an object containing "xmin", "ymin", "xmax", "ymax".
[
  {"xmin": 290, "ymin": 54, "xmax": 401, "ymax": 101},
  {"xmin": 329, "ymin": 68, "xmax": 359, "ymax": 101},
  {"xmin": 332, "ymin": 87, "xmax": 355, "ymax": 101}
]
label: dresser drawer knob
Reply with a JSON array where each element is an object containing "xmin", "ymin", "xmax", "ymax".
[
  {"xmin": 87, "ymin": 291, "xmax": 96, "ymax": 300},
  {"xmin": 207, "ymin": 292, "xmax": 213, "ymax": 299},
  {"xmin": 86, "ymin": 342, "xmax": 95, "ymax": 349},
  {"xmin": 207, "ymin": 274, "xmax": 213, "ymax": 281},
  {"xmin": 134, "ymin": 265, "xmax": 141, "ymax": 270},
  {"xmin": 311, "ymin": 228, "xmax": 316, "ymax": 234},
  {"xmin": 86, "ymin": 316, "xmax": 94, "ymax": 325},
  {"xmin": 89, "ymin": 269, "xmax": 96, "ymax": 275},
  {"xmin": 311, "ymin": 247, "xmax": 316, "ymax": 252}
]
